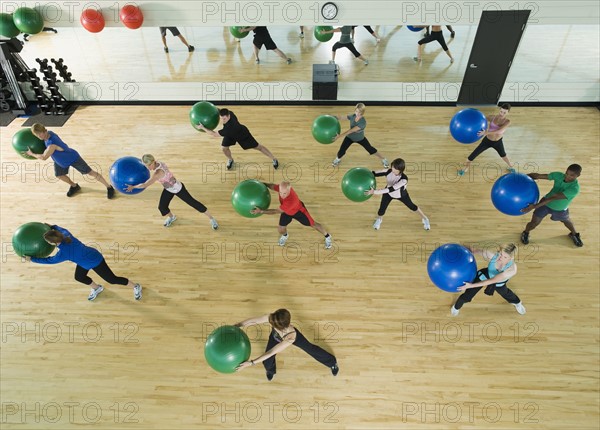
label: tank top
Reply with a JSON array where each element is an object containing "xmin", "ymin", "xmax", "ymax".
[
  {"xmin": 487, "ymin": 253, "xmax": 514, "ymax": 279},
  {"xmin": 273, "ymin": 327, "xmax": 295, "ymax": 343},
  {"xmin": 488, "ymin": 115, "xmax": 501, "ymax": 132},
  {"xmin": 155, "ymin": 161, "xmax": 182, "ymax": 193}
]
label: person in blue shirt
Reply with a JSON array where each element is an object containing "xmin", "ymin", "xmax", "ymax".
[
  {"xmin": 26, "ymin": 225, "xmax": 141, "ymax": 301},
  {"xmin": 27, "ymin": 123, "xmax": 115, "ymax": 199},
  {"xmin": 450, "ymin": 243, "xmax": 526, "ymax": 316}
]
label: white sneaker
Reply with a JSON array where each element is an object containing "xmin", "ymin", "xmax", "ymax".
[
  {"xmin": 210, "ymin": 218, "xmax": 219, "ymax": 230},
  {"xmin": 325, "ymin": 236, "xmax": 332, "ymax": 249},
  {"xmin": 382, "ymin": 158, "xmax": 390, "ymax": 168},
  {"xmin": 450, "ymin": 305, "xmax": 459, "ymax": 316},
  {"xmin": 88, "ymin": 285, "xmax": 104, "ymax": 301},
  {"xmin": 373, "ymin": 218, "xmax": 382, "ymax": 230},
  {"xmin": 364, "ymin": 59, "xmax": 369, "ymax": 65},
  {"xmin": 328, "ymin": 60, "xmax": 335, "ymax": 65},
  {"xmin": 422, "ymin": 218, "xmax": 430, "ymax": 231},
  {"xmin": 278, "ymin": 234, "xmax": 288, "ymax": 247},
  {"xmin": 133, "ymin": 283, "xmax": 142, "ymax": 301},
  {"xmin": 164, "ymin": 215, "xmax": 177, "ymax": 227},
  {"xmin": 513, "ymin": 302, "xmax": 526, "ymax": 315},
  {"xmin": 332, "ymin": 157, "xmax": 341, "ymax": 167}
]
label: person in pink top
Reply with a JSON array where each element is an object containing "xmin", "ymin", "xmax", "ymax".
[
  {"xmin": 458, "ymin": 103, "xmax": 516, "ymax": 176},
  {"xmin": 125, "ymin": 154, "xmax": 218, "ymax": 229}
]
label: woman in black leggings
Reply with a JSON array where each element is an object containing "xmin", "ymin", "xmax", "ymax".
[
  {"xmin": 351, "ymin": 25, "xmax": 381, "ymax": 43},
  {"xmin": 413, "ymin": 25, "xmax": 454, "ymax": 63},
  {"xmin": 235, "ymin": 309, "xmax": 339, "ymax": 380},
  {"xmin": 126, "ymin": 154, "xmax": 218, "ymax": 229},
  {"xmin": 27, "ymin": 225, "xmax": 141, "ymax": 301}
]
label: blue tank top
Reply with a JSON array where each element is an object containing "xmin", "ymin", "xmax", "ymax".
[
  {"xmin": 487, "ymin": 253, "xmax": 514, "ymax": 279},
  {"xmin": 46, "ymin": 131, "xmax": 80, "ymax": 168}
]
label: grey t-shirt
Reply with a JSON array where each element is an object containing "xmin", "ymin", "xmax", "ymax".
[
  {"xmin": 346, "ymin": 114, "xmax": 366, "ymax": 141},
  {"xmin": 339, "ymin": 26, "xmax": 353, "ymax": 44}
]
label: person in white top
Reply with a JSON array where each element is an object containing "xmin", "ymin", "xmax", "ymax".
[
  {"xmin": 365, "ymin": 158, "xmax": 430, "ymax": 231},
  {"xmin": 125, "ymin": 154, "xmax": 218, "ymax": 229}
]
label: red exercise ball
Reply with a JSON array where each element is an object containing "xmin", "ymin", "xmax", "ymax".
[
  {"xmin": 120, "ymin": 4, "xmax": 143, "ymax": 29},
  {"xmin": 80, "ymin": 9, "xmax": 105, "ymax": 33}
]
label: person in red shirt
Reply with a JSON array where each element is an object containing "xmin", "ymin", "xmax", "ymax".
[{"xmin": 251, "ymin": 181, "xmax": 333, "ymax": 249}]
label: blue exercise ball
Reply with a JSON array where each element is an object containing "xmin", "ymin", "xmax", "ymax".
[
  {"xmin": 427, "ymin": 243, "xmax": 477, "ymax": 293},
  {"xmin": 407, "ymin": 25, "xmax": 422, "ymax": 32},
  {"xmin": 491, "ymin": 173, "xmax": 540, "ymax": 216},
  {"xmin": 449, "ymin": 108, "xmax": 488, "ymax": 144},
  {"xmin": 109, "ymin": 156, "xmax": 150, "ymax": 194}
]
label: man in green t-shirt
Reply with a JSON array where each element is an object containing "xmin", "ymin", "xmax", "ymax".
[{"xmin": 520, "ymin": 164, "xmax": 583, "ymax": 247}]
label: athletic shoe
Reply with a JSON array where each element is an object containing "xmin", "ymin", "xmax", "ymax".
[
  {"xmin": 188, "ymin": 45, "xmax": 195, "ymax": 52},
  {"xmin": 272, "ymin": 159, "xmax": 279, "ymax": 169},
  {"xmin": 422, "ymin": 218, "xmax": 431, "ymax": 231},
  {"xmin": 164, "ymin": 47, "xmax": 169, "ymax": 53},
  {"xmin": 332, "ymin": 157, "xmax": 341, "ymax": 167},
  {"xmin": 513, "ymin": 302, "xmax": 526, "ymax": 315},
  {"xmin": 66, "ymin": 184, "xmax": 81, "ymax": 197},
  {"xmin": 331, "ymin": 364, "xmax": 339, "ymax": 376},
  {"xmin": 364, "ymin": 59, "xmax": 369, "ymax": 65},
  {"xmin": 226, "ymin": 159, "xmax": 234, "ymax": 170},
  {"xmin": 255, "ymin": 58, "xmax": 260, "ymax": 64},
  {"xmin": 328, "ymin": 60, "xmax": 335, "ymax": 65},
  {"xmin": 210, "ymin": 219, "xmax": 219, "ymax": 230},
  {"xmin": 373, "ymin": 218, "xmax": 382, "ymax": 230},
  {"xmin": 569, "ymin": 232, "xmax": 583, "ymax": 247},
  {"xmin": 457, "ymin": 169, "xmax": 465, "ymax": 176},
  {"xmin": 133, "ymin": 283, "xmax": 142, "ymax": 301},
  {"xmin": 450, "ymin": 305, "xmax": 459, "ymax": 316},
  {"xmin": 413, "ymin": 57, "xmax": 422, "ymax": 63},
  {"xmin": 382, "ymin": 158, "xmax": 390, "ymax": 168},
  {"xmin": 266, "ymin": 371, "xmax": 275, "ymax": 381},
  {"xmin": 286, "ymin": 58, "xmax": 292, "ymax": 65},
  {"xmin": 107, "ymin": 186, "xmax": 115, "ymax": 199},
  {"xmin": 278, "ymin": 234, "xmax": 288, "ymax": 247},
  {"xmin": 164, "ymin": 215, "xmax": 177, "ymax": 227},
  {"xmin": 507, "ymin": 167, "xmax": 516, "ymax": 173},
  {"xmin": 376, "ymin": 38, "xmax": 381, "ymax": 43},
  {"xmin": 88, "ymin": 285, "xmax": 104, "ymax": 301},
  {"xmin": 299, "ymin": 32, "xmax": 304, "ymax": 39},
  {"xmin": 450, "ymin": 31, "xmax": 456, "ymax": 38},
  {"xmin": 520, "ymin": 231, "xmax": 529, "ymax": 245},
  {"xmin": 325, "ymin": 236, "xmax": 332, "ymax": 249}
]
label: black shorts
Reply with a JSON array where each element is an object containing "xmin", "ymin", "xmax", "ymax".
[
  {"xmin": 221, "ymin": 136, "xmax": 259, "ymax": 150},
  {"xmin": 54, "ymin": 157, "xmax": 92, "ymax": 176},
  {"xmin": 160, "ymin": 27, "xmax": 180, "ymax": 37},
  {"xmin": 253, "ymin": 36, "xmax": 277, "ymax": 50},
  {"xmin": 279, "ymin": 203, "xmax": 315, "ymax": 227}
]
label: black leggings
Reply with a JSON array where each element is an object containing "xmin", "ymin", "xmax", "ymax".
[
  {"xmin": 74, "ymin": 258, "xmax": 128, "ymax": 286},
  {"xmin": 158, "ymin": 183, "xmax": 207, "ymax": 216},
  {"xmin": 377, "ymin": 192, "xmax": 418, "ymax": 216},
  {"xmin": 337, "ymin": 136, "xmax": 378, "ymax": 158},
  {"xmin": 332, "ymin": 42, "xmax": 361, "ymax": 57},
  {"xmin": 418, "ymin": 30, "xmax": 448, "ymax": 51},
  {"xmin": 454, "ymin": 268, "xmax": 520, "ymax": 310},
  {"xmin": 467, "ymin": 137, "xmax": 507, "ymax": 160},
  {"xmin": 263, "ymin": 329, "xmax": 336, "ymax": 374}
]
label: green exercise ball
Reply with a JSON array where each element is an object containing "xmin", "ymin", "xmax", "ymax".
[
  {"xmin": 204, "ymin": 325, "xmax": 251, "ymax": 374},
  {"xmin": 312, "ymin": 115, "xmax": 340, "ymax": 144},
  {"xmin": 12, "ymin": 222, "xmax": 55, "ymax": 258},
  {"xmin": 231, "ymin": 180, "xmax": 271, "ymax": 218},
  {"xmin": 314, "ymin": 26, "xmax": 333, "ymax": 42},
  {"xmin": 229, "ymin": 26, "xmax": 249, "ymax": 39},
  {"xmin": 190, "ymin": 101, "xmax": 219, "ymax": 132},
  {"xmin": 341, "ymin": 167, "xmax": 376, "ymax": 202},
  {"xmin": 12, "ymin": 129, "xmax": 45, "ymax": 160},
  {"xmin": 0, "ymin": 13, "xmax": 20, "ymax": 38},
  {"xmin": 13, "ymin": 7, "xmax": 44, "ymax": 35}
]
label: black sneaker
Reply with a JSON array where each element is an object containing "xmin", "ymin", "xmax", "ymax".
[
  {"xmin": 107, "ymin": 186, "xmax": 115, "ymax": 199},
  {"xmin": 272, "ymin": 159, "xmax": 279, "ymax": 169},
  {"xmin": 164, "ymin": 46, "xmax": 169, "ymax": 53},
  {"xmin": 66, "ymin": 184, "xmax": 81, "ymax": 197},
  {"xmin": 188, "ymin": 45, "xmax": 195, "ymax": 52},
  {"xmin": 450, "ymin": 31, "xmax": 456, "ymax": 38},
  {"xmin": 266, "ymin": 371, "xmax": 275, "ymax": 381},
  {"xmin": 569, "ymin": 232, "xmax": 583, "ymax": 247},
  {"xmin": 331, "ymin": 364, "xmax": 339, "ymax": 376},
  {"xmin": 226, "ymin": 159, "xmax": 234, "ymax": 170},
  {"xmin": 520, "ymin": 231, "xmax": 529, "ymax": 245}
]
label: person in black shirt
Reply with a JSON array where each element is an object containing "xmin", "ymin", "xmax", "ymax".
[
  {"xmin": 240, "ymin": 26, "xmax": 292, "ymax": 64},
  {"xmin": 196, "ymin": 108, "xmax": 280, "ymax": 170}
]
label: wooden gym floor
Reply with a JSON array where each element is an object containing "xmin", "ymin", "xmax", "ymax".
[{"xmin": 0, "ymin": 105, "xmax": 598, "ymax": 428}]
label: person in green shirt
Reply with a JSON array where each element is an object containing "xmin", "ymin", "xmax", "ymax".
[{"xmin": 520, "ymin": 164, "xmax": 583, "ymax": 247}]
